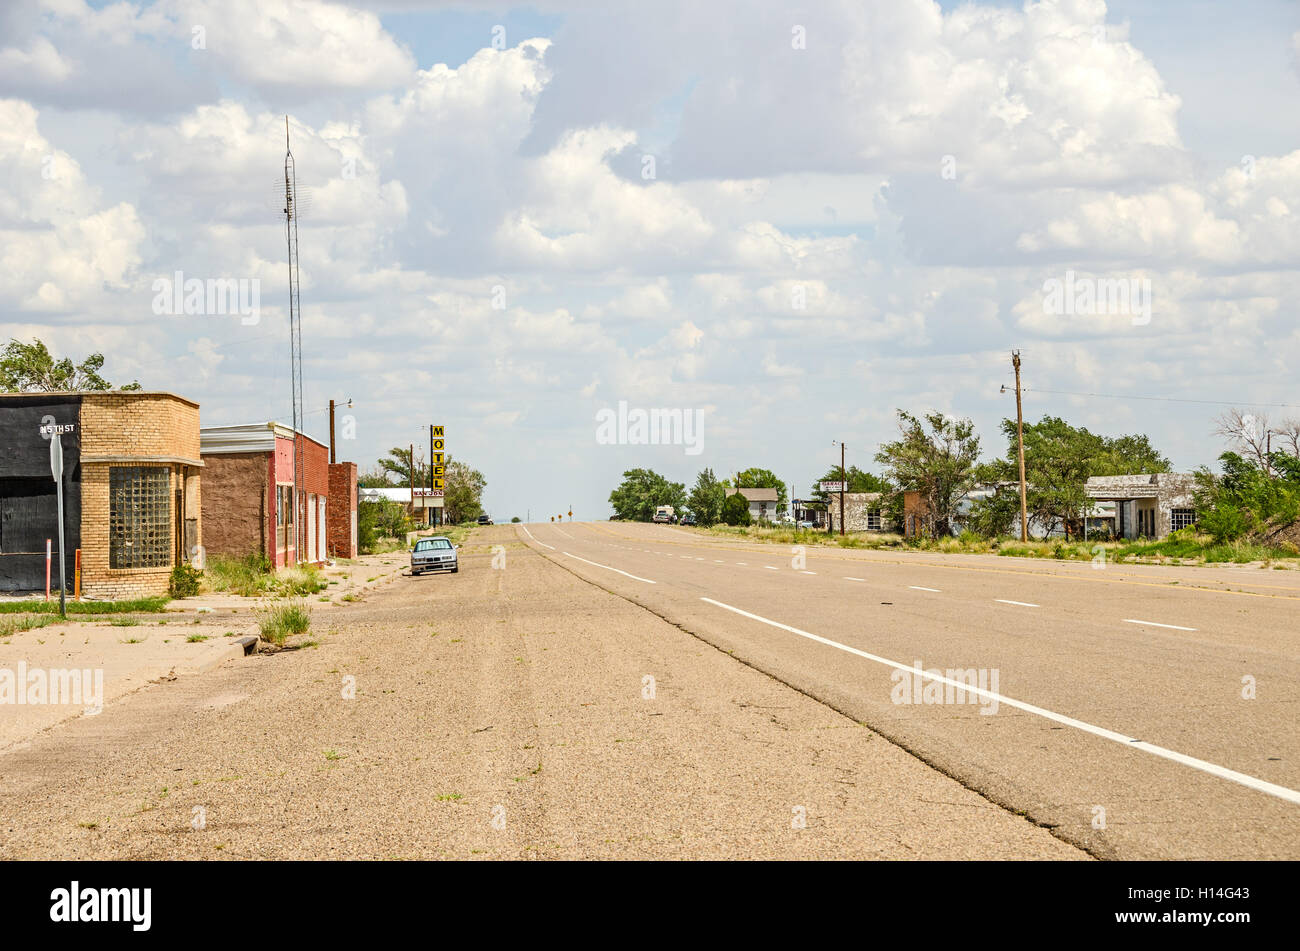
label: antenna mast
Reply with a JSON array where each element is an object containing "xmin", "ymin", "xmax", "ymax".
[{"xmin": 283, "ymin": 116, "xmax": 306, "ymax": 564}]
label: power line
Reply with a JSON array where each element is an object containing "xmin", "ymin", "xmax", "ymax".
[{"xmin": 1025, "ymin": 387, "xmax": 1300, "ymax": 410}]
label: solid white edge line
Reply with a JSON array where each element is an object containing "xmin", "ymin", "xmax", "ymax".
[
  {"xmin": 910, "ymin": 586, "xmax": 941, "ymax": 592},
  {"xmin": 844, "ymin": 577, "xmax": 866, "ymax": 582},
  {"xmin": 518, "ymin": 524, "xmax": 555, "ymax": 550},
  {"xmin": 563, "ymin": 551, "xmax": 657, "ymax": 584},
  {"xmin": 995, "ymin": 599, "xmax": 1040, "ymax": 608},
  {"xmin": 698, "ymin": 596, "xmax": 1300, "ymax": 806},
  {"xmin": 1124, "ymin": 619, "xmax": 1198, "ymax": 632}
]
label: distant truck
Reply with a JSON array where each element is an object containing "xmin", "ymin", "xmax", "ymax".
[{"xmin": 652, "ymin": 505, "xmax": 675, "ymax": 524}]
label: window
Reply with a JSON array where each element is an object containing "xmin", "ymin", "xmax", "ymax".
[
  {"xmin": 867, "ymin": 510, "xmax": 882, "ymax": 531},
  {"xmin": 109, "ymin": 467, "xmax": 171, "ymax": 569},
  {"xmin": 277, "ymin": 485, "xmax": 294, "ymax": 551},
  {"xmin": 415, "ymin": 538, "xmax": 452, "ymax": 551},
  {"xmin": 1171, "ymin": 508, "xmax": 1195, "ymax": 532}
]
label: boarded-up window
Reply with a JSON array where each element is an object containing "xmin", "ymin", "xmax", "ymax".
[
  {"xmin": 867, "ymin": 509, "xmax": 882, "ymax": 531},
  {"xmin": 1171, "ymin": 508, "xmax": 1195, "ymax": 532},
  {"xmin": 110, "ymin": 467, "xmax": 171, "ymax": 569}
]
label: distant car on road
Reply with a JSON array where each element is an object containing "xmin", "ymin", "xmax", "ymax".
[
  {"xmin": 411, "ymin": 536, "xmax": 458, "ymax": 575},
  {"xmin": 680, "ymin": 513, "xmax": 697, "ymax": 526},
  {"xmin": 652, "ymin": 511, "xmax": 672, "ymax": 523},
  {"xmin": 477, "ymin": 514, "xmax": 493, "ymax": 525}
]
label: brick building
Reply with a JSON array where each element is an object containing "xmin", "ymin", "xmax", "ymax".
[
  {"xmin": 199, "ymin": 423, "xmax": 355, "ymax": 565},
  {"xmin": 0, "ymin": 392, "xmax": 202, "ymax": 599}
]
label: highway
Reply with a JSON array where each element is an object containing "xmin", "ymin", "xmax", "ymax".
[{"xmin": 518, "ymin": 520, "xmax": 1300, "ymax": 859}]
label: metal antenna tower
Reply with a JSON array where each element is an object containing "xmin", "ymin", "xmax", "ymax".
[{"xmin": 283, "ymin": 116, "xmax": 306, "ymax": 564}]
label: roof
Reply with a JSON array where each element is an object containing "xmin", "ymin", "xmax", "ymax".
[
  {"xmin": 1086, "ymin": 473, "xmax": 1196, "ymax": 499},
  {"xmin": 200, "ymin": 421, "xmax": 325, "ymax": 454},
  {"xmin": 0, "ymin": 390, "xmax": 199, "ymax": 408},
  {"xmin": 725, "ymin": 487, "xmax": 778, "ymax": 502}
]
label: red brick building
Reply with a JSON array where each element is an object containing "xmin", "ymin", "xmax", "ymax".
[{"xmin": 199, "ymin": 423, "xmax": 353, "ymax": 566}]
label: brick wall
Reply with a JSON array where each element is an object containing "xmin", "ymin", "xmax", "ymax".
[
  {"xmin": 78, "ymin": 393, "xmax": 201, "ymax": 600},
  {"xmin": 327, "ymin": 462, "xmax": 357, "ymax": 558},
  {"xmin": 200, "ymin": 452, "xmax": 267, "ymax": 560}
]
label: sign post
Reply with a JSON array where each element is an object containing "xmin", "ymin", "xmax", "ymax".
[{"xmin": 50, "ymin": 431, "xmax": 66, "ymax": 617}]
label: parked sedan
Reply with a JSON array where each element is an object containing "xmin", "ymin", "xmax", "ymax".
[
  {"xmin": 680, "ymin": 513, "xmax": 697, "ymax": 526},
  {"xmin": 411, "ymin": 536, "xmax": 459, "ymax": 575}
]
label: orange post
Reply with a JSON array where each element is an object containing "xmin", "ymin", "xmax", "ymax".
[
  {"xmin": 74, "ymin": 549, "xmax": 81, "ymax": 601},
  {"xmin": 45, "ymin": 539, "xmax": 51, "ymax": 601}
]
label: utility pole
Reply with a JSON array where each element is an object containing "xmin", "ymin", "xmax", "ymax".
[
  {"xmin": 1013, "ymin": 350, "xmax": 1028, "ymax": 542},
  {"xmin": 409, "ymin": 442, "xmax": 415, "ymax": 517},
  {"xmin": 839, "ymin": 441, "xmax": 846, "ymax": 537},
  {"xmin": 329, "ymin": 399, "xmax": 336, "ymax": 464}
]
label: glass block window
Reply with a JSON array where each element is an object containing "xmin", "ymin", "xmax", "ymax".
[
  {"xmin": 1171, "ymin": 508, "xmax": 1195, "ymax": 532},
  {"xmin": 867, "ymin": 510, "xmax": 882, "ymax": 531},
  {"xmin": 109, "ymin": 467, "xmax": 172, "ymax": 569}
]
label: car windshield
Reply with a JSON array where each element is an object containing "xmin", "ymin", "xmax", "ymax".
[{"xmin": 414, "ymin": 539, "xmax": 452, "ymax": 551}]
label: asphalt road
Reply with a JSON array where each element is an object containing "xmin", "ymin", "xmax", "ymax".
[
  {"xmin": 0, "ymin": 533, "xmax": 1081, "ymax": 859},
  {"xmin": 519, "ymin": 521, "xmax": 1300, "ymax": 859}
]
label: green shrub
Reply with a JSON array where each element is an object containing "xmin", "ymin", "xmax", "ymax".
[
  {"xmin": 721, "ymin": 493, "xmax": 752, "ymax": 526},
  {"xmin": 168, "ymin": 562, "xmax": 202, "ymax": 598},
  {"xmin": 258, "ymin": 600, "xmax": 311, "ymax": 647},
  {"xmin": 205, "ymin": 553, "xmax": 274, "ymax": 597}
]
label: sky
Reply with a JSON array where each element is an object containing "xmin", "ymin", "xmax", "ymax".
[{"xmin": 2, "ymin": 0, "xmax": 1299, "ymax": 520}]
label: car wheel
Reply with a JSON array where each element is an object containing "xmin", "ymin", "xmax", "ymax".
[{"xmin": 452, "ymin": 566, "xmax": 458, "ymax": 573}]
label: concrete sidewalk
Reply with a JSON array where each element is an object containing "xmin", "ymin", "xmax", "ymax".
[{"xmin": 0, "ymin": 617, "xmax": 257, "ymax": 753}]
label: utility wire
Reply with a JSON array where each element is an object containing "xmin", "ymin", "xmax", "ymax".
[{"xmin": 1024, "ymin": 387, "xmax": 1300, "ymax": 410}]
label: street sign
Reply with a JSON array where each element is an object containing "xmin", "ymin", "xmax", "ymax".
[
  {"xmin": 819, "ymin": 481, "xmax": 847, "ymax": 493},
  {"xmin": 49, "ymin": 432, "xmax": 66, "ymax": 616},
  {"xmin": 50, "ymin": 431, "xmax": 63, "ymax": 480}
]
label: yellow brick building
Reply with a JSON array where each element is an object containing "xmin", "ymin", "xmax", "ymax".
[{"xmin": 0, "ymin": 392, "xmax": 202, "ymax": 599}]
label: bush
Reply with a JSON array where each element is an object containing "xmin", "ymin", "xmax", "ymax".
[
  {"xmin": 205, "ymin": 553, "xmax": 274, "ymax": 597},
  {"xmin": 275, "ymin": 564, "xmax": 326, "ymax": 596},
  {"xmin": 721, "ymin": 493, "xmax": 752, "ymax": 526},
  {"xmin": 168, "ymin": 562, "xmax": 202, "ymax": 598},
  {"xmin": 258, "ymin": 600, "xmax": 311, "ymax": 647}
]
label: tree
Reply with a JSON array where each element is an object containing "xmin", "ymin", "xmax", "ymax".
[
  {"xmin": 875, "ymin": 410, "xmax": 980, "ymax": 538},
  {"xmin": 734, "ymin": 467, "xmax": 788, "ymax": 511},
  {"xmin": 1194, "ymin": 451, "xmax": 1300, "ymax": 542},
  {"xmin": 721, "ymin": 491, "xmax": 752, "ymax": 526},
  {"xmin": 687, "ymin": 468, "xmax": 726, "ymax": 526},
  {"xmin": 444, "ymin": 457, "xmax": 486, "ymax": 523},
  {"xmin": 608, "ymin": 468, "xmax": 686, "ymax": 521},
  {"xmin": 981, "ymin": 416, "xmax": 1170, "ymax": 538},
  {"xmin": 1214, "ymin": 409, "xmax": 1271, "ymax": 467},
  {"xmin": 365, "ymin": 449, "xmax": 485, "ymax": 524},
  {"xmin": 810, "ymin": 465, "xmax": 890, "ymax": 500},
  {"xmin": 0, "ymin": 338, "xmax": 141, "ymax": 392}
]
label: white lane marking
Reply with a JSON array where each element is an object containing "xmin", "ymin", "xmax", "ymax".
[
  {"xmin": 699, "ymin": 597, "xmax": 1300, "ymax": 807},
  {"xmin": 714, "ymin": 559, "xmax": 724, "ymax": 563},
  {"xmin": 845, "ymin": 577, "xmax": 866, "ymax": 582},
  {"xmin": 562, "ymin": 552, "xmax": 656, "ymax": 584},
  {"xmin": 764, "ymin": 566, "xmax": 780, "ymax": 571},
  {"xmin": 1124, "ymin": 619, "xmax": 1198, "ymax": 632},
  {"xmin": 995, "ymin": 599, "xmax": 1039, "ymax": 608},
  {"xmin": 910, "ymin": 586, "xmax": 941, "ymax": 592},
  {"xmin": 800, "ymin": 570, "xmax": 817, "ymax": 575},
  {"xmin": 736, "ymin": 562, "xmax": 747, "ymax": 566},
  {"xmin": 518, "ymin": 524, "xmax": 555, "ymax": 550}
]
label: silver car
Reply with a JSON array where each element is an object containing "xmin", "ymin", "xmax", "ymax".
[{"xmin": 411, "ymin": 536, "xmax": 458, "ymax": 575}]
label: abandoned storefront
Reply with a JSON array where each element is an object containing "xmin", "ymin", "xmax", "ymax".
[{"xmin": 0, "ymin": 392, "xmax": 202, "ymax": 598}]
